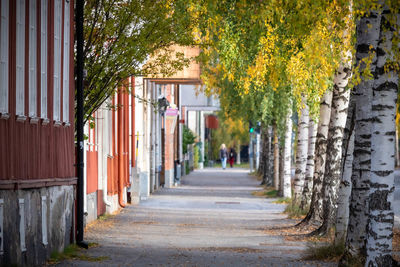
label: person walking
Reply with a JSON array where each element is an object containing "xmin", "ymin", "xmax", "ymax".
[
  {"xmin": 229, "ymin": 147, "xmax": 236, "ymax": 168},
  {"xmin": 219, "ymin": 144, "xmax": 228, "ymax": 170}
]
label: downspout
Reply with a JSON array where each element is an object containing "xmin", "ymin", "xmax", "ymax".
[
  {"xmin": 131, "ymin": 77, "xmax": 135, "ymax": 169},
  {"xmin": 102, "ymin": 107, "xmax": 112, "ymax": 207},
  {"xmin": 117, "ymin": 89, "xmax": 126, "ymax": 208},
  {"xmin": 124, "ymin": 90, "xmax": 130, "ymax": 186},
  {"xmin": 75, "ymin": 0, "xmax": 88, "ymax": 248}
]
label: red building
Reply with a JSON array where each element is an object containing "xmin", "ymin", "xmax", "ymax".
[
  {"xmin": 0, "ymin": 0, "xmax": 75, "ymax": 265},
  {"xmin": 83, "ymin": 79, "xmax": 134, "ymax": 223}
]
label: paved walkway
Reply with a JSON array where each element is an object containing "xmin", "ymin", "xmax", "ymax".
[{"xmin": 57, "ymin": 168, "xmax": 334, "ymax": 266}]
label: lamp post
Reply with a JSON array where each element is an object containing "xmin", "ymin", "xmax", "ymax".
[{"xmin": 76, "ymin": 0, "xmax": 88, "ymax": 249}]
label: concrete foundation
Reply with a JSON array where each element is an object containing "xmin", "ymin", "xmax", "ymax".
[
  {"xmin": 106, "ymin": 194, "xmax": 119, "ymax": 214},
  {"xmin": 85, "ymin": 191, "xmax": 98, "ymax": 225},
  {"xmin": 140, "ymin": 171, "xmax": 149, "ymax": 200},
  {"xmin": 131, "ymin": 169, "xmax": 141, "ymax": 204},
  {"xmin": 0, "ymin": 185, "xmax": 75, "ymax": 267},
  {"xmin": 164, "ymin": 169, "xmax": 174, "ymax": 188}
]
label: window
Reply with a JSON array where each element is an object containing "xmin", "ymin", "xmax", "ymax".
[
  {"xmin": 29, "ymin": 0, "xmax": 37, "ymax": 118},
  {"xmin": 0, "ymin": 0, "xmax": 9, "ymax": 117},
  {"xmin": 53, "ymin": 0, "xmax": 62, "ymax": 122},
  {"xmin": 16, "ymin": 0, "xmax": 25, "ymax": 118},
  {"xmin": 40, "ymin": 0, "xmax": 47, "ymax": 119},
  {"xmin": 62, "ymin": 0, "xmax": 70, "ymax": 123}
]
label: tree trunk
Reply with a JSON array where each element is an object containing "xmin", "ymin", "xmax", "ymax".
[
  {"xmin": 283, "ymin": 108, "xmax": 293, "ymax": 198},
  {"xmin": 261, "ymin": 126, "xmax": 271, "ymax": 186},
  {"xmin": 273, "ymin": 124, "xmax": 280, "ymax": 190},
  {"xmin": 342, "ymin": 10, "xmax": 382, "ymax": 264},
  {"xmin": 279, "ymin": 141, "xmax": 285, "ymax": 197},
  {"xmin": 300, "ymin": 118, "xmax": 318, "ymax": 210},
  {"xmin": 258, "ymin": 132, "xmax": 264, "ymax": 177},
  {"xmin": 293, "ymin": 101, "xmax": 310, "ymax": 205},
  {"xmin": 396, "ymin": 127, "xmax": 399, "ymax": 168},
  {"xmin": 312, "ymin": 58, "xmax": 352, "ymax": 236},
  {"xmin": 236, "ymin": 142, "xmax": 241, "ymax": 165},
  {"xmin": 299, "ymin": 90, "xmax": 333, "ymax": 226},
  {"xmin": 365, "ymin": 7, "xmax": 398, "ymax": 265},
  {"xmin": 335, "ymin": 93, "xmax": 355, "ymax": 245}
]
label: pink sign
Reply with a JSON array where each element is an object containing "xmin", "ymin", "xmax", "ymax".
[{"xmin": 165, "ymin": 108, "xmax": 179, "ymax": 117}]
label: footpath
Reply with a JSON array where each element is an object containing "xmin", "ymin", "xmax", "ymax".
[{"xmin": 55, "ymin": 168, "xmax": 334, "ymax": 267}]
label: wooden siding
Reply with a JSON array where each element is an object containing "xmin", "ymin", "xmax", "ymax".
[{"xmin": 0, "ymin": 0, "xmax": 75, "ymax": 182}]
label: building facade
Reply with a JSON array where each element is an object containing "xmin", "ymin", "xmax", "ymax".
[{"xmin": 0, "ymin": 0, "xmax": 75, "ymax": 265}]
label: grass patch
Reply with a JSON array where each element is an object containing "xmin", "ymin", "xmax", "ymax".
[
  {"xmin": 252, "ymin": 188, "xmax": 279, "ymax": 198},
  {"xmin": 212, "ymin": 162, "xmax": 250, "ymax": 169},
  {"xmin": 97, "ymin": 214, "xmax": 115, "ymax": 221},
  {"xmin": 304, "ymin": 241, "xmax": 345, "ymax": 262},
  {"xmin": 266, "ymin": 189, "xmax": 278, "ymax": 197},
  {"xmin": 48, "ymin": 244, "xmax": 109, "ymax": 265},
  {"xmin": 273, "ymin": 197, "xmax": 291, "ymax": 204},
  {"xmin": 284, "ymin": 202, "xmax": 308, "ymax": 219}
]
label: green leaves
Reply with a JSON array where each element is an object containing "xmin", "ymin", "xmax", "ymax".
[{"xmin": 82, "ymin": 0, "xmax": 196, "ymax": 122}]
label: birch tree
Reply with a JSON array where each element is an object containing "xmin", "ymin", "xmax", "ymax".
[
  {"xmin": 283, "ymin": 108, "xmax": 293, "ymax": 198},
  {"xmin": 365, "ymin": 5, "xmax": 398, "ymax": 264},
  {"xmin": 260, "ymin": 126, "xmax": 272, "ymax": 186},
  {"xmin": 299, "ymin": 90, "xmax": 333, "ymax": 226},
  {"xmin": 314, "ymin": 64, "xmax": 351, "ymax": 236},
  {"xmin": 293, "ymin": 102, "xmax": 310, "ymax": 205},
  {"xmin": 342, "ymin": 9, "xmax": 382, "ymax": 263},
  {"xmin": 335, "ymin": 93, "xmax": 355, "ymax": 245},
  {"xmin": 300, "ymin": 118, "xmax": 318, "ymax": 210},
  {"xmin": 273, "ymin": 124, "xmax": 280, "ymax": 190}
]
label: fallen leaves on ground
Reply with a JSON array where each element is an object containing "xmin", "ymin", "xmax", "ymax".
[{"xmin": 262, "ymin": 222, "xmax": 334, "ymax": 243}]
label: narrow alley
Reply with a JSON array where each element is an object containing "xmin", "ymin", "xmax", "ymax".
[{"xmin": 56, "ymin": 168, "xmax": 333, "ymax": 267}]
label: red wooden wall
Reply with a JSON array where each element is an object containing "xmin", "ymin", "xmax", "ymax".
[{"xmin": 0, "ymin": 0, "xmax": 75, "ymax": 186}]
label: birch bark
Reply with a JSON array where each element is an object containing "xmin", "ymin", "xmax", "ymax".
[
  {"xmin": 365, "ymin": 7, "xmax": 398, "ymax": 265},
  {"xmin": 299, "ymin": 90, "xmax": 333, "ymax": 225},
  {"xmin": 283, "ymin": 108, "xmax": 293, "ymax": 198},
  {"xmin": 236, "ymin": 142, "xmax": 241, "ymax": 165},
  {"xmin": 335, "ymin": 93, "xmax": 355, "ymax": 245},
  {"xmin": 273, "ymin": 124, "xmax": 280, "ymax": 190},
  {"xmin": 314, "ymin": 59, "xmax": 352, "ymax": 236},
  {"xmin": 293, "ymin": 102, "xmax": 310, "ymax": 205},
  {"xmin": 261, "ymin": 126, "xmax": 272, "ymax": 186},
  {"xmin": 343, "ymin": 10, "xmax": 382, "ymax": 263},
  {"xmin": 300, "ymin": 118, "xmax": 317, "ymax": 210},
  {"xmin": 279, "ymin": 143, "xmax": 285, "ymax": 196}
]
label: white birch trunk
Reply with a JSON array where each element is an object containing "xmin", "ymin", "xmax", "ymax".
[
  {"xmin": 365, "ymin": 7, "xmax": 398, "ymax": 265},
  {"xmin": 300, "ymin": 118, "xmax": 317, "ymax": 210},
  {"xmin": 344, "ymin": 10, "xmax": 382, "ymax": 262},
  {"xmin": 302, "ymin": 90, "xmax": 333, "ymax": 224},
  {"xmin": 335, "ymin": 93, "xmax": 355, "ymax": 245},
  {"xmin": 273, "ymin": 124, "xmax": 280, "ymax": 190},
  {"xmin": 293, "ymin": 101, "xmax": 310, "ymax": 205},
  {"xmin": 283, "ymin": 108, "xmax": 293, "ymax": 198},
  {"xmin": 317, "ymin": 59, "xmax": 352, "ymax": 234}
]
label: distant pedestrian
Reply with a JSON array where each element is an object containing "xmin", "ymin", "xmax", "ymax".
[
  {"xmin": 219, "ymin": 144, "xmax": 228, "ymax": 170},
  {"xmin": 228, "ymin": 147, "xmax": 236, "ymax": 168}
]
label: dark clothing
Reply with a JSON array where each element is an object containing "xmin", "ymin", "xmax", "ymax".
[
  {"xmin": 229, "ymin": 148, "xmax": 236, "ymax": 167},
  {"xmin": 219, "ymin": 148, "xmax": 228, "ymax": 159}
]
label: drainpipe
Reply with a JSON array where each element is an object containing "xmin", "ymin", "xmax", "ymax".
[
  {"xmin": 101, "ymin": 107, "xmax": 112, "ymax": 207},
  {"xmin": 117, "ymin": 89, "xmax": 126, "ymax": 208},
  {"xmin": 76, "ymin": 0, "xmax": 88, "ymax": 249}
]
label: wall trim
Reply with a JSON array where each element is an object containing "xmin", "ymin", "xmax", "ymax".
[{"xmin": 0, "ymin": 177, "xmax": 77, "ymax": 189}]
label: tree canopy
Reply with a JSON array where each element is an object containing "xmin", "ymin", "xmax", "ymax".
[{"xmin": 82, "ymin": 0, "xmax": 196, "ymax": 122}]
